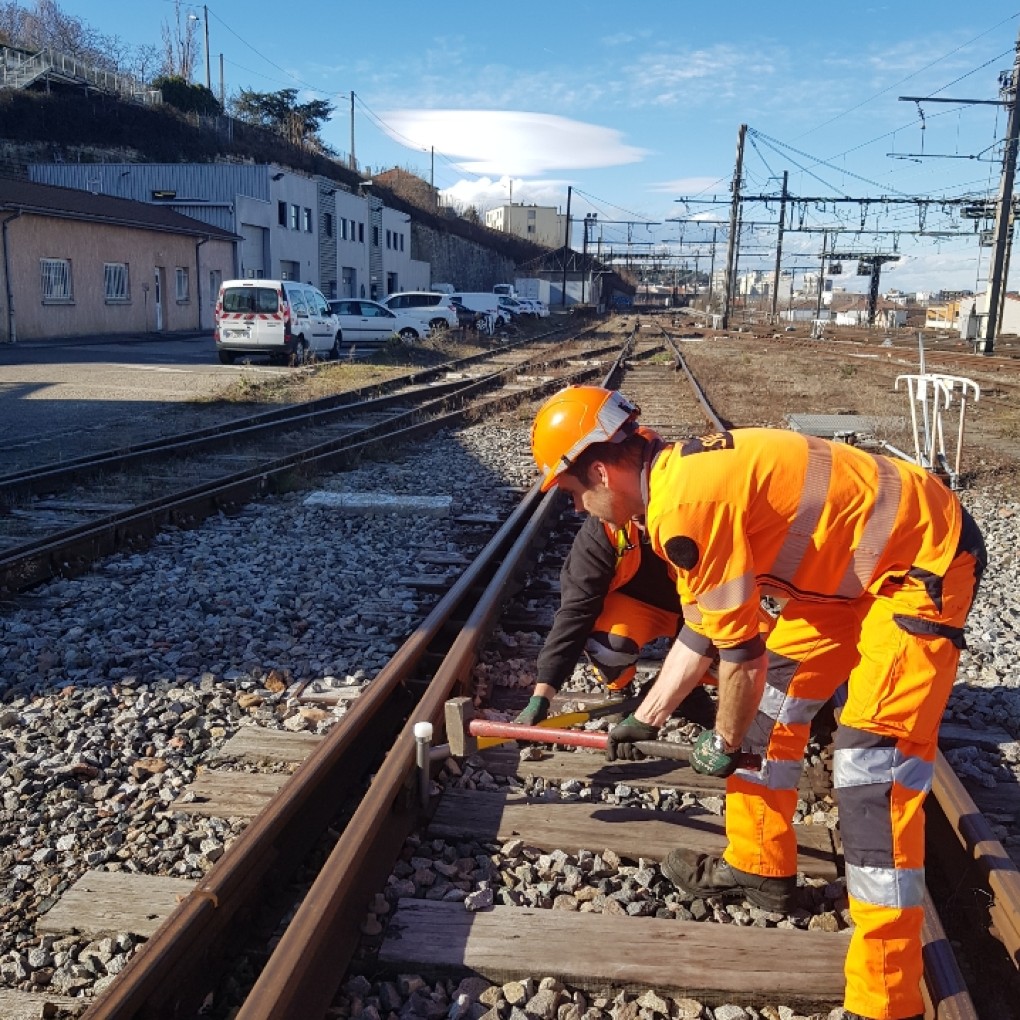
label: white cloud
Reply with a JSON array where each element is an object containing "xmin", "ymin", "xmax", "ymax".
[
  {"xmin": 378, "ymin": 110, "xmax": 649, "ymax": 176},
  {"xmin": 649, "ymin": 176, "xmax": 730, "ymax": 196},
  {"xmin": 440, "ymin": 176, "xmax": 573, "ymax": 215}
]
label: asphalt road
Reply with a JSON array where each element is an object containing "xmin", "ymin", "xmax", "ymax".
[{"xmin": 0, "ymin": 332, "xmax": 291, "ymax": 475}]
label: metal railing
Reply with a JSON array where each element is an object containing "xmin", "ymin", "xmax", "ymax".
[{"xmin": 0, "ymin": 46, "xmax": 161, "ymax": 105}]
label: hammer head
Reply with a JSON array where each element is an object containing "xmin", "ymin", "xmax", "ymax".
[{"xmin": 444, "ymin": 697, "xmax": 478, "ymax": 757}]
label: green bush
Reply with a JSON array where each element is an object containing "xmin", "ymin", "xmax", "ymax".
[{"xmin": 152, "ymin": 76, "xmax": 222, "ymax": 116}]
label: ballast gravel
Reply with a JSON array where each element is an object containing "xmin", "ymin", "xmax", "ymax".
[{"xmin": 0, "ymin": 416, "xmax": 1018, "ymax": 1015}]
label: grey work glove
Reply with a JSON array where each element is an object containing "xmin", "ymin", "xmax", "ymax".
[
  {"xmin": 514, "ymin": 696, "xmax": 550, "ymax": 727},
  {"xmin": 606, "ymin": 713, "xmax": 659, "ymax": 761}
]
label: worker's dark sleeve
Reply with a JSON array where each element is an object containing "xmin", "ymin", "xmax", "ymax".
[{"xmin": 535, "ymin": 516, "xmax": 617, "ymax": 691}]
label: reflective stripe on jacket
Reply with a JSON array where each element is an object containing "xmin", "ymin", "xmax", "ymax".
[{"xmin": 645, "ymin": 428, "xmax": 962, "ymax": 653}]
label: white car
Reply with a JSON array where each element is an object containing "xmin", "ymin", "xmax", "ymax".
[
  {"xmin": 381, "ymin": 291, "xmax": 458, "ymax": 332},
  {"xmin": 518, "ymin": 298, "xmax": 550, "ymax": 318},
  {"xmin": 328, "ymin": 299, "xmax": 430, "ymax": 346}
]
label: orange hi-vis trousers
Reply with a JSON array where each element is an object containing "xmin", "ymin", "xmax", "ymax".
[
  {"xmin": 585, "ymin": 590, "xmax": 680, "ymax": 690},
  {"xmin": 723, "ymin": 523, "xmax": 984, "ymax": 1020}
]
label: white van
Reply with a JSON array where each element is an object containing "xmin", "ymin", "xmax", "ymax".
[
  {"xmin": 214, "ymin": 279, "xmax": 340, "ymax": 365},
  {"xmin": 449, "ymin": 292, "xmax": 509, "ymax": 327}
]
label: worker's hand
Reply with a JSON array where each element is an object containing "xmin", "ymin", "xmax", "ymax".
[
  {"xmin": 690, "ymin": 729, "xmax": 740, "ymax": 777},
  {"xmin": 514, "ymin": 696, "xmax": 550, "ymax": 727},
  {"xmin": 606, "ymin": 714, "xmax": 659, "ymax": 761}
]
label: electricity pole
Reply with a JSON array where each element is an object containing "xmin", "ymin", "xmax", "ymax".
[
  {"xmin": 979, "ymin": 29, "xmax": 1020, "ymax": 353},
  {"xmin": 349, "ymin": 92, "xmax": 356, "ymax": 172},
  {"xmin": 721, "ymin": 124, "xmax": 746, "ymax": 329},
  {"xmin": 770, "ymin": 171, "xmax": 788, "ymax": 322},
  {"xmin": 561, "ymin": 186, "xmax": 572, "ymax": 307},
  {"xmin": 202, "ymin": 5, "xmax": 210, "ymax": 90}
]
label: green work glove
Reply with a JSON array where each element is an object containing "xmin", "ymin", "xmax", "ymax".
[
  {"xmin": 606, "ymin": 713, "xmax": 659, "ymax": 761},
  {"xmin": 515, "ymin": 696, "xmax": 550, "ymax": 727},
  {"xmin": 690, "ymin": 729, "xmax": 740, "ymax": 777}
]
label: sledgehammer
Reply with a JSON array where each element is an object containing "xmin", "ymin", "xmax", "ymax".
[{"xmin": 442, "ymin": 697, "xmax": 762, "ymax": 768}]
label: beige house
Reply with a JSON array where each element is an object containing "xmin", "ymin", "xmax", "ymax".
[{"xmin": 1, "ymin": 178, "xmax": 236, "ymax": 343}]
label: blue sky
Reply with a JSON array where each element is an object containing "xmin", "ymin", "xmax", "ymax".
[{"xmin": 50, "ymin": 1, "xmax": 1020, "ymax": 294}]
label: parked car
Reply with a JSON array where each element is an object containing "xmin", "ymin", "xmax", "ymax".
[
  {"xmin": 498, "ymin": 296, "xmax": 530, "ymax": 319},
  {"xmin": 327, "ymin": 298, "xmax": 429, "ymax": 346},
  {"xmin": 215, "ymin": 279, "xmax": 339, "ymax": 365},
  {"xmin": 380, "ymin": 291, "xmax": 458, "ymax": 332},
  {"xmin": 517, "ymin": 298, "xmax": 550, "ymax": 318}
]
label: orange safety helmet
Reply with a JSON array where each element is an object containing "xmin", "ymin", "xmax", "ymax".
[{"xmin": 531, "ymin": 385, "xmax": 641, "ymax": 492}]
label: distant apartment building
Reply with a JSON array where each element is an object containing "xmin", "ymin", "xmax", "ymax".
[
  {"xmin": 957, "ymin": 292, "xmax": 1020, "ymax": 339},
  {"xmin": 485, "ymin": 204, "xmax": 565, "ymax": 248}
]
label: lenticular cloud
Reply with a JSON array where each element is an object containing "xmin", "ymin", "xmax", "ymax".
[{"xmin": 379, "ymin": 110, "xmax": 648, "ymax": 176}]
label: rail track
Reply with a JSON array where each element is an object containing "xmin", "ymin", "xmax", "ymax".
[
  {"xmin": 0, "ymin": 322, "xmax": 655, "ymax": 596},
  {"xmin": 3, "ymin": 323, "xmax": 1018, "ymax": 1020}
]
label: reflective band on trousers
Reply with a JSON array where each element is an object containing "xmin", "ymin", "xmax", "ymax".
[
  {"xmin": 846, "ymin": 862, "xmax": 926, "ymax": 909},
  {"xmin": 732, "ymin": 756, "xmax": 804, "ymax": 790},
  {"xmin": 757, "ymin": 684, "xmax": 828, "ymax": 727},
  {"xmin": 833, "ymin": 746, "xmax": 934, "ymax": 795}
]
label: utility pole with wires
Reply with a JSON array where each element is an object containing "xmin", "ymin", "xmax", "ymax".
[
  {"xmin": 980, "ymin": 29, "xmax": 1020, "ymax": 353},
  {"xmin": 561, "ymin": 186, "xmax": 572, "ymax": 307},
  {"xmin": 721, "ymin": 124, "xmax": 746, "ymax": 329},
  {"xmin": 770, "ymin": 170, "xmax": 788, "ymax": 323},
  {"xmin": 349, "ymin": 92, "xmax": 356, "ymax": 172},
  {"xmin": 897, "ymin": 23, "xmax": 1020, "ymax": 354}
]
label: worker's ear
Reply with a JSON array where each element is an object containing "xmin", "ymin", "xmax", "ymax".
[{"xmin": 589, "ymin": 459, "xmax": 611, "ymax": 487}]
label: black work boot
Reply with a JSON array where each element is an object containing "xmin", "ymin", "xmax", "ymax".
[
  {"xmin": 672, "ymin": 685, "xmax": 716, "ymax": 728},
  {"xmin": 661, "ymin": 848, "xmax": 796, "ymax": 912}
]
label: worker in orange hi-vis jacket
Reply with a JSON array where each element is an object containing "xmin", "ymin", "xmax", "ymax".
[{"xmin": 529, "ymin": 385, "xmax": 986, "ymax": 1020}]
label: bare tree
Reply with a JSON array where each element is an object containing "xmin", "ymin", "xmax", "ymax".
[
  {"xmin": 159, "ymin": 0, "xmax": 198, "ymax": 81},
  {"xmin": 0, "ymin": 0, "xmax": 138, "ymax": 76}
]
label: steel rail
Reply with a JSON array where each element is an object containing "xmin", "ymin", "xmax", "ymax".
[
  {"xmin": 930, "ymin": 752, "xmax": 1020, "ymax": 969},
  {"xmin": 230, "ymin": 483, "xmax": 563, "ymax": 1020}
]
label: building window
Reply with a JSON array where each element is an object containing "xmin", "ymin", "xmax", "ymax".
[
  {"xmin": 385, "ymin": 229, "xmax": 391, "ymax": 249},
  {"xmin": 290, "ymin": 204, "xmax": 299, "ymax": 230},
  {"xmin": 209, "ymin": 268, "xmax": 222, "ymax": 302},
  {"xmin": 40, "ymin": 258, "xmax": 72, "ymax": 303},
  {"xmin": 400, "ymin": 234, "xmax": 405, "ymax": 252},
  {"xmin": 303, "ymin": 207, "xmax": 313, "ymax": 232},
  {"xmin": 104, "ymin": 262, "xmax": 130, "ymax": 303},
  {"xmin": 372, "ymin": 225, "xmax": 379, "ymax": 247},
  {"xmin": 278, "ymin": 201, "xmax": 287, "ymax": 226},
  {"xmin": 175, "ymin": 267, "xmax": 190, "ymax": 303},
  {"xmin": 324, "ymin": 212, "xmax": 334, "ymax": 238},
  {"xmin": 340, "ymin": 218, "xmax": 348, "ymax": 241}
]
